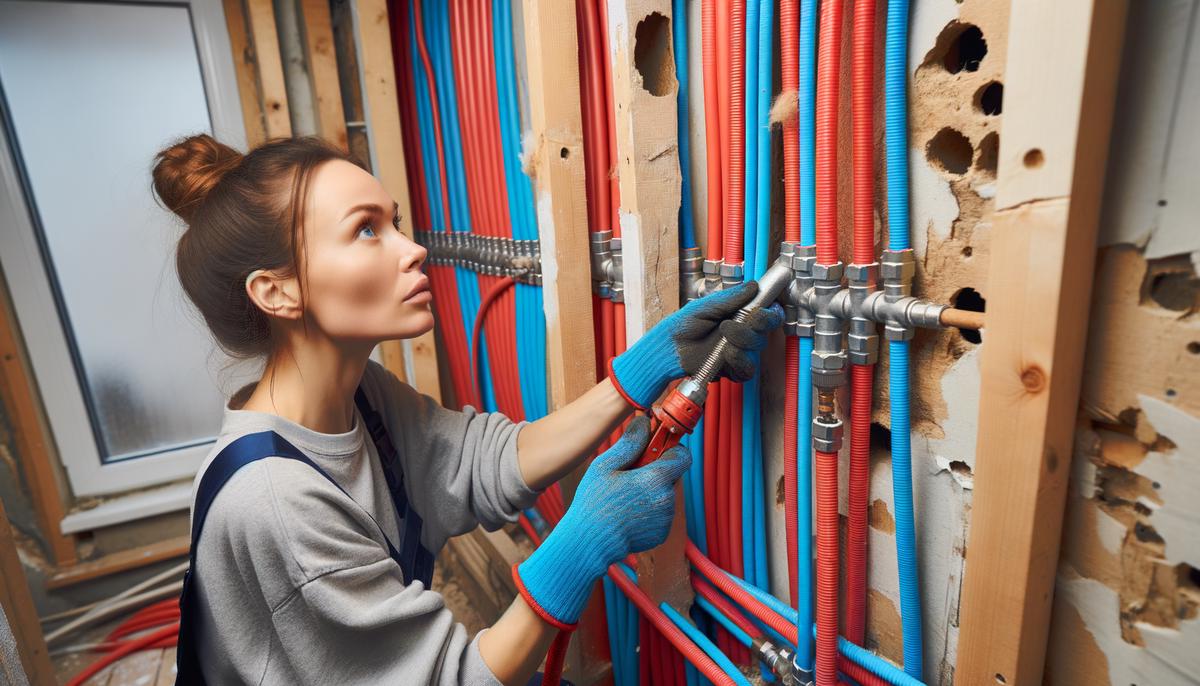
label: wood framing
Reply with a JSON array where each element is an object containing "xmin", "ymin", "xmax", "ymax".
[
  {"xmin": 955, "ymin": 1, "xmax": 1129, "ymax": 684},
  {"xmin": 351, "ymin": 0, "xmax": 440, "ymax": 399},
  {"xmin": 43, "ymin": 535, "xmax": 189, "ymax": 591},
  {"xmin": 0, "ymin": 498, "xmax": 54, "ymax": 686},
  {"xmin": 245, "ymin": 0, "xmax": 293, "ymax": 139},
  {"xmin": 519, "ymin": 1, "xmax": 608, "ymax": 679},
  {"xmin": 604, "ymin": 0, "xmax": 687, "ymax": 610},
  {"xmin": 521, "ymin": 0, "xmax": 597, "ymax": 412},
  {"xmin": 297, "ymin": 0, "xmax": 349, "ymax": 150},
  {"xmin": 221, "ymin": 0, "xmax": 270, "ymax": 147},
  {"xmin": 0, "ymin": 273, "xmax": 75, "ymax": 568}
]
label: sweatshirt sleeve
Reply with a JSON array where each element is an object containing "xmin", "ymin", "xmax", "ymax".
[{"xmin": 360, "ymin": 360, "xmax": 541, "ymax": 549}]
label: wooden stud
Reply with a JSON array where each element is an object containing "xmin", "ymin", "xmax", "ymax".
[
  {"xmin": 221, "ymin": 0, "xmax": 270, "ymax": 148},
  {"xmin": 43, "ymin": 536, "xmax": 189, "ymax": 591},
  {"xmin": 955, "ymin": 1, "xmax": 1129, "ymax": 684},
  {"xmin": 245, "ymin": 0, "xmax": 293, "ymax": 139},
  {"xmin": 351, "ymin": 0, "xmax": 441, "ymax": 399},
  {"xmin": 0, "ymin": 274, "xmax": 75, "ymax": 568},
  {"xmin": 604, "ymin": 0, "xmax": 687, "ymax": 612},
  {"xmin": 297, "ymin": 0, "xmax": 349, "ymax": 150},
  {"xmin": 521, "ymin": 0, "xmax": 598, "ymax": 413},
  {"xmin": 0, "ymin": 498, "xmax": 55, "ymax": 686}
]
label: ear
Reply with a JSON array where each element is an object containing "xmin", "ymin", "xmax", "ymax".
[{"xmin": 246, "ymin": 270, "xmax": 303, "ymax": 321}]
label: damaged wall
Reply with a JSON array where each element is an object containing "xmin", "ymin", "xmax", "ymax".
[
  {"xmin": 762, "ymin": 1, "xmax": 1008, "ymax": 683},
  {"xmin": 1046, "ymin": 2, "xmax": 1200, "ymax": 684}
]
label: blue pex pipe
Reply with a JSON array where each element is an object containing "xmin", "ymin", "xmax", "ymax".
[
  {"xmin": 659, "ymin": 603, "xmax": 754, "ymax": 686},
  {"xmin": 728, "ymin": 575, "xmax": 925, "ymax": 686},
  {"xmin": 693, "ymin": 595, "xmax": 753, "ymax": 648},
  {"xmin": 673, "ymin": 0, "xmax": 697, "ymax": 250},
  {"xmin": 798, "ymin": 0, "xmax": 818, "ymax": 247},
  {"xmin": 885, "ymin": 0, "xmax": 910, "ymax": 253},
  {"xmin": 889, "ymin": 339, "xmax": 922, "ymax": 677},
  {"xmin": 796, "ymin": 336, "xmax": 814, "ymax": 670},
  {"xmin": 754, "ymin": 0, "xmax": 773, "ymax": 276}
]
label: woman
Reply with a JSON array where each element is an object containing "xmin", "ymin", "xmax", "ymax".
[{"xmin": 151, "ymin": 134, "xmax": 781, "ymax": 685}]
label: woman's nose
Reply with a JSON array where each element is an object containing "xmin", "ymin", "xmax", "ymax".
[{"xmin": 399, "ymin": 235, "xmax": 427, "ymax": 271}]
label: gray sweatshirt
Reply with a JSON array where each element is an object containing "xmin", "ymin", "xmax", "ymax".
[{"xmin": 189, "ymin": 360, "xmax": 539, "ymax": 685}]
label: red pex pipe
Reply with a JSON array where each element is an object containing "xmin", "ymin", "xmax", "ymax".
[
  {"xmin": 692, "ymin": 576, "xmax": 763, "ymax": 641},
  {"xmin": 607, "ymin": 566, "xmax": 742, "ymax": 686},
  {"xmin": 847, "ymin": 0, "xmax": 877, "ymax": 645},
  {"xmin": 783, "ymin": 342, "xmax": 800, "ymax": 607},
  {"xmin": 847, "ymin": 364, "xmax": 873, "ymax": 643},
  {"xmin": 723, "ymin": 0, "xmax": 744, "ymax": 265},
  {"xmin": 814, "ymin": 0, "xmax": 843, "ymax": 266},
  {"xmin": 816, "ymin": 448, "xmax": 839, "ymax": 686},
  {"xmin": 66, "ymin": 624, "xmax": 180, "ymax": 686},
  {"xmin": 597, "ymin": 0, "xmax": 621, "ymax": 230},
  {"xmin": 701, "ymin": 0, "xmax": 722, "ymax": 260}
]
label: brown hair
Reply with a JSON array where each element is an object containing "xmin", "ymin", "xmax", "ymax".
[{"xmin": 151, "ymin": 134, "xmax": 362, "ymax": 358}]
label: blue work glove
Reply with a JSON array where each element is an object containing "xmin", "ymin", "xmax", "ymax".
[
  {"xmin": 609, "ymin": 281, "xmax": 785, "ymax": 409},
  {"xmin": 513, "ymin": 417, "xmax": 690, "ymax": 628}
]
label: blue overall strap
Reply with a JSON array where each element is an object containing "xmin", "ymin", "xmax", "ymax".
[
  {"xmin": 176, "ymin": 430, "xmax": 406, "ymax": 685},
  {"xmin": 353, "ymin": 387, "xmax": 436, "ymax": 587}
]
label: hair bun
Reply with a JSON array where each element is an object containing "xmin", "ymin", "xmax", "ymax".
[{"xmin": 152, "ymin": 133, "xmax": 243, "ymax": 224}]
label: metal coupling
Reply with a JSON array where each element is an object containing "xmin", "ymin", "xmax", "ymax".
[
  {"xmin": 810, "ymin": 261, "xmax": 846, "ymax": 389},
  {"xmin": 680, "ymin": 246, "xmax": 705, "ymax": 303},
  {"xmin": 813, "ymin": 414, "xmax": 844, "ymax": 452},
  {"xmin": 880, "ymin": 248, "xmax": 916, "ymax": 341},
  {"xmin": 720, "ymin": 260, "xmax": 745, "ymax": 287},
  {"xmin": 845, "ymin": 262, "xmax": 880, "ymax": 365},
  {"xmin": 610, "ymin": 237, "xmax": 624, "ymax": 303},
  {"xmin": 590, "ymin": 231, "xmax": 623, "ymax": 301},
  {"xmin": 781, "ymin": 243, "xmax": 816, "ymax": 337},
  {"xmin": 702, "ymin": 258, "xmax": 724, "ymax": 298},
  {"xmin": 753, "ymin": 638, "xmax": 807, "ymax": 685}
]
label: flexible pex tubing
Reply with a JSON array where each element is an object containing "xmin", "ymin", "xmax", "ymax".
[
  {"xmin": 847, "ymin": 0, "xmax": 877, "ymax": 647},
  {"xmin": 796, "ymin": 0, "xmax": 818, "ymax": 671},
  {"xmin": 815, "ymin": 0, "xmax": 844, "ymax": 682},
  {"xmin": 886, "ymin": 0, "xmax": 923, "ymax": 677}
]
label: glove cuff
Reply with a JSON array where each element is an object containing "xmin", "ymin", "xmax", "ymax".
[
  {"xmin": 609, "ymin": 347, "xmax": 676, "ymax": 410},
  {"xmin": 606, "ymin": 357, "xmax": 650, "ymax": 411},
  {"xmin": 514, "ymin": 528, "xmax": 607, "ymax": 626},
  {"xmin": 511, "ymin": 564, "xmax": 579, "ymax": 632}
]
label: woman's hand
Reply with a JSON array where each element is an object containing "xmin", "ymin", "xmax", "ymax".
[
  {"xmin": 514, "ymin": 416, "xmax": 690, "ymax": 626},
  {"xmin": 609, "ymin": 281, "xmax": 785, "ymax": 410}
]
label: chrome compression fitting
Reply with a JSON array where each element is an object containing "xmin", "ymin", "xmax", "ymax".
[
  {"xmin": 752, "ymin": 637, "xmax": 812, "ymax": 686},
  {"xmin": 680, "ymin": 246, "xmax": 705, "ymax": 303},
  {"xmin": 415, "ymin": 230, "xmax": 542, "ymax": 285},
  {"xmin": 590, "ymin": 230, "xmax": 624, "ymax": 302}
]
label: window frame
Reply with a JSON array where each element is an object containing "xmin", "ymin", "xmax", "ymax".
[{"xmin": 0, "ymin": 0, "xmax": 248, "ymax": 502}]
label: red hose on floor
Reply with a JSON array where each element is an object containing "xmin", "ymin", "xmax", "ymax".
[
  {"xmin": 67, "ymin": 624, "xmax": 180, "ymax": 686},
  {"xmin": 816, "ymin": 448, "xmax": 839, "ymax": 686}
]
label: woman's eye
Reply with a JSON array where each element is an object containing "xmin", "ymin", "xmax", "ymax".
[{"xmin": 356, "ymin": 222, "xmax": 377, "ymax": 239}]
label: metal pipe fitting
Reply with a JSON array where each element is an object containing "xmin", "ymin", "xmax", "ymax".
[
  {"xmin": 813, "ymin": 414, "xmax": 844, "ymax": 452},
  {"xmin": 781, "ymin": 243, "xmax": 816, "ymax": 338},
  {"xmin": 810, "ymin": 261, "xmax": 846, "ymax": 389},
  {"xmin": 680, "ymin": 246, "xmax": 705, "ymax": 303},
  {"xmin": 610, "ymin": 237, "xmax": 624, "ymax": 303},
  {"xmin": 753, "ymin": 638, "xmax": 809, "ymax": 685},
  {"xmin": 702, "ymin": 258, "xmax": 724, "ymax": 298},
  {"xmin": 720, "ymin": 260, "xmax": 745, "ymax": 287},
  {"xmin": 845, "ymin": 262, "xmax": 879, "ymax": 365},
  {"xmin": 880, "ymin": 248, "xmax": 915, "ymax": 341}
]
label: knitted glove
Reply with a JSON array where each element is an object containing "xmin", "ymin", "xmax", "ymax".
[
  {"xmin": 609, "ymin": 281, "xmax": 785, "ymax": 409},
  {"xmin": 513, "ymin": 417, "xmax": 691, "ymax": 627}
]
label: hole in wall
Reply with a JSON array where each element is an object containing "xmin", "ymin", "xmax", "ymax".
[
  {"xmin": 952, "ymin": 287, "xmax": 986, "ymax": 344},
  {"xmin": 1023, "ymin": 148, "xmax": 1045, "ymax": 169},
  {"xmin": 977, "ymin": 81, "xmax": 1003, "ymax": 115},
  {"xmin": 961, "ymin": 246, "xmax": 973, "ymax": 258},
  {"xmin": 976, "ymin": 131, "xmax": 999, "ymax": 176},
  {"xmin": 1187, "ymin": 341, "xmax": 1200, "ymax": 355},
  {"xmin": 1149, "ymin": 270, "xmax": 1200, "ymax": 311},
  {"xmin": 943, "ymin": 24, "xmax": 988, "ymax": 73},
  {"xmin": 560, "ymin": 147, "xmax": 570, "ymax": 159},
  {"xmin": 633, "ymin": 12, "xmax": 675, "ymax": 97},
  {"xmin": 926, "ymin": 127, "xmax": 973, "ymax": 176},
  {"xmin": 870, "ymin": 422, "xmax": 892, "ymax": 450},
  {"xmin": 995, "ymin": 674, "xmax": 1007, "ymax": 685}
]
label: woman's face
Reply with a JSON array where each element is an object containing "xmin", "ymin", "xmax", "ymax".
[{"xmin": 297, "ymin": 159, "xmax": 434, "ymax": 345}]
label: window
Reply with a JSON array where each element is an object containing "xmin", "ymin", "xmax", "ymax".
[{"xmin": 0, "ymin": 0, "xmax": 254, "ymax": 518}]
